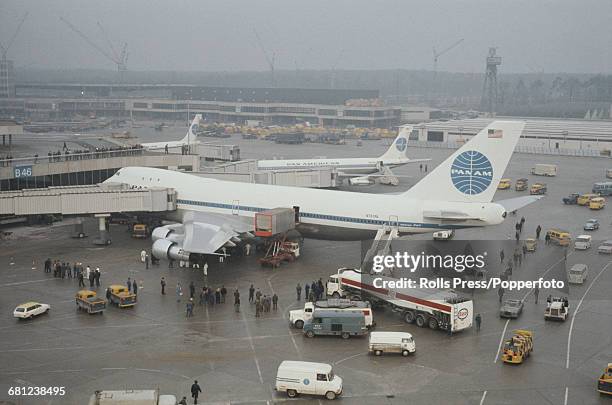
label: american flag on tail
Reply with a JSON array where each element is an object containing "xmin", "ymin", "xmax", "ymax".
[{"xmin": 488, "ymin": 129, "xmax": 503, "ymax": 138}]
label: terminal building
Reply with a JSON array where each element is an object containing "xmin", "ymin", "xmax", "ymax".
[{"xmin": 0, "ymin": 84, "xmax": 401, "ymax": 128}]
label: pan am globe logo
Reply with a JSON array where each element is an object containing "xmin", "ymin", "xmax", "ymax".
[
  {"xmin": 450, "ymin": 150, "xmax": 493, "ymax": 195},
  {"xmin": 190, "ymin": 124, "xmax": 199, "ymax": 134},
  {"xmin": 395, "ymin": 137, "xmax": 407, "ymax": 152}
]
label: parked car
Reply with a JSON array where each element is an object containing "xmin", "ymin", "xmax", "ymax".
[
  {"xmin": 13, "ymin": 302, "xmax": 50, "ymax": 319},
  {"xmin": 584, "ymin": 219, "xmax": 600, "ymax": 231},
  {"xmin": 574, "ymin": 235, "xmax": 592, "ymax": 250},
  {"xmin": 499, "ymin": 299, "xmax": 523, "ymax": 319},
  {"xmin": 598, "ymin": 240, "xmax": 612, "ymax": 254}
]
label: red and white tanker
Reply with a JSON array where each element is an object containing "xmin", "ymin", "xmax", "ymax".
[{"xmin": 326, "ymin": 268, "xmax": 473, "ymax": 333}]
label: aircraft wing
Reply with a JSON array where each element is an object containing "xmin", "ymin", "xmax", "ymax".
[
  {"xmin": 495, "ymin": 196, "xmax": 543, "ymax": 213},
  {"xmin": 423, "ymin": 210, "xmax": 487, "ymax": 222},
  {"xmin": 151, "ymin": 211, "xmax": 254, "ymax": 259}
]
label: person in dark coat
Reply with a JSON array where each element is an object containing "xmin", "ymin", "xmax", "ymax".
[
  {"xmin": 304, "ymin": 283, "xmax": 310, "ymax": 300},
  {"xmin": 296, "ymin": 283, "xmax": 302, "ymax": 300},
  {"xmin": 127, "ymin": 277, "xmax": 132, "ymax": 292},
  {"xmin": 95, "ymin": 268, "xmax": 101, "ymax": 287},
  {"xmin": 249, "ymin": 284, "xmax": 255, "ymax": 303},
  {"xmin": 220, "ymin": 285, "xmax": 227, "ymax": 303},
  {"xmin": 106, "ymin": 288, "xmax": 111, "ymax": 301},
  {"xmin": 133, "ymin": 279, "xmax": 138, "ymax": 295},
  {"xmin": 160, "ymin": 277, "xmax": 166, "ymax": 295},
  {"xmin": 189, "ymin": 281, "xmax": 196, "ymax": 299},
  {"xmin": 215, "ymin": 288, "xmax": 221, "ymax": 304},
  {"xmin": 191, "ymin": 380, "xmax": 202, "ymax": 404}
]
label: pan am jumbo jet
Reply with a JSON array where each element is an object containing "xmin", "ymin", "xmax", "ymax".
[
  {"xmin": 141, "ymin": 115, "xmax": 202, "ymax": 151},
  {"xmin": 257, "ymin": 126, "xmax": 429, "ymax": 185},
  {"xmin": 106, "ymin": 120, "xmax": 539, "ymax": 262}
]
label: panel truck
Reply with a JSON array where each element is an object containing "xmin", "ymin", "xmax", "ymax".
[
  {"xmin": 289, "ymin": 299, "xmax": 373, "ymax": 329},
  {"xmin": 326, "ymin": 268, "xmax": 473, "ymax": 333}
]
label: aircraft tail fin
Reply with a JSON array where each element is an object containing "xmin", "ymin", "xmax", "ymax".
[
  {"xmin": 402, "ymin": 121, "xmax": 525, "ymax": 203},
  {"xmin": 379, "ymin": 126, "xmax": 412, "ymax": 160},
  {"xmin": 179, "ymin": 114, "xmax": 202, "ymax": 144}
]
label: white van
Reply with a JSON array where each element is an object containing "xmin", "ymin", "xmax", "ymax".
[
  {"xmin": 568, "ymin": 264, "xmax": 588, "ymax": 284},
  {"xmin": 289, "ymin": 299, "xmax": 373, "ymax": 329},
  {"xmin": 368, "ymin": 331, "xmax": 416, "ymax": 357},
  {"xmin": 275, "ymin": 361, "xmax": 343, "ymax": 400},
  {"xmin": 574, "ymin": 235, "xmax": 592, "ymax": 250}
]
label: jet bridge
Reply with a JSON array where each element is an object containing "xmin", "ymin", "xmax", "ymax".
[{"xmin": 0, "ymin": 183, "xmax": 176, "ymax": 244}]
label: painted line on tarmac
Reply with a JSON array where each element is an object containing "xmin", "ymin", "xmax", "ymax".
[
  {"xmin": 0, "ymin": 346, "xmax": 88, "ymax": 353},
  {"xmin": 0, "ymin": 278, "xmax": 51, "ymax": 287},
  {"xmin": 267, "ymin": 276, "xmax": 302, "ymax": 359},
  {"xmin": 240, "ymin": 310, "xmax": 264, "ymax": 384},
  {"xmin": 479, "ymin": 391, "xmax": 487, "ymax": 405},
  {"xmin": 493, "ymin": 319, "xmax": 509, "ymax": 363},
  {"xmin": 564, "ymin": 386, "xmax": 568, "ymax": 405},
  {"xmin": 333, "ymin": 352, "xmax": 364, "ymax": 366},
  {"xmin": 565, "ymin": 260, "xmax": 612, "ymax": 369}
]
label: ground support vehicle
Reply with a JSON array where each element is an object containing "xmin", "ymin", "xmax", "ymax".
[
  {"xmin": 368, "ymin": 331, "xmax": 415, "ymax": 357},
  {"xmin": 598, "ymin": 364, "xmax": 612, "ymax": 395},
  {"xmin": 502, "ymin": 330, "xmax": 533, "ymax": 364},
  {"xmin": 289, "ymin": 299, "xmax": 372, "ymax": 329},
  {"xmin": 108, "ymin": 285, "xmax": 137, "ymax": 308},
  {"xmin": 326, "ymin": 268, "xmax": 473, "ymax": 333},
  {"xmin": 76, "ymin": 290, "xmax": 106, "ymax": 314},
  {"xmin": 545, "ymin": 297, "xmax": 569, "ymax": 321},
  {"xmin": 275, "ymin": 361, "xmax": 342, "ymax": 400}
]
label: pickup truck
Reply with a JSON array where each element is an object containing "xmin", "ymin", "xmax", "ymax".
[
  {"xmin": 76, "ymin": 290, "xmax": 106, "ymax": 314},
  {"xmin": 562, "ymin": 193, "xmax": 580, "ymax": 204}
]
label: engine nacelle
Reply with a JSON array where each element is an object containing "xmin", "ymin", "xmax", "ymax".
[{"xmin": 152, "ymin": 238, "xmax": 190, "ymax": 262}]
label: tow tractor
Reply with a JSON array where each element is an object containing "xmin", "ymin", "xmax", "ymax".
[
  {"xmin": 502, "ymin": 329, "xmax": 534, "ymax": 364},
  {"xmin": 598, "ymin": 363, "xmax": 612, "ymax": 395},
  {"xmin": 544, "ymin": 296, "xmax": 569, "ymax": 321}
]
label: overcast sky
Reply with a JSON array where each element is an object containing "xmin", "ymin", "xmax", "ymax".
[{"xmin": 1, "ymin": 0, "xmax": 610, "ymax": 74}]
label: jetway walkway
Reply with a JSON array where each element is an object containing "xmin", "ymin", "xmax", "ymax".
[{"xmin": 0, "ymin": 183, "xmax": 176, "ymax": 244}]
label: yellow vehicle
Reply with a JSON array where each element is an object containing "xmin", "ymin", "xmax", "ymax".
[
  {"xmin": 529, "ymin": 183, "xmax": 547, "ymax": 195},
  {"xmin": 502, "ymin": 330, "xmax": 533, "ymax": 364},
  {"xmin": 598, "ymin": 363, "xmax": 612, "ymax": 395},
  {"xmin": 108, "ymin": 285, "xmax": 137, "ymax": 308},
  {"xmin": 577, "ymin": 193, "xmax": 600, "ymax": 206},
  {"xmin": 515, "ymin": 178, "xmax": 528, "ymax": 191},
  {"xmin": 547, "ymin": 229, "xmax": 571, "ymax": 246},
  {"xmin": 524, "ymin": 238, "xmax": 537, "ymax": 252},
  {"xmin": 75, "ymin": 290, "xmax": 106, "ymax": 314},
  {"xmin": 589, "ymin": 197, "xmax": 606, "ymax": 210},
  {"xmin": 131, "ymin": 224, "xmax": 149, "ymax": 239},
  {"xmin": 497, "ymin": 179, "xmax": 512, "ymax": 190}
]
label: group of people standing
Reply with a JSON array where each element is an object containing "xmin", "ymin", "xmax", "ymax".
[
  {"xmin": 295, "ymin": 279, "xmax": 326, "ymax": 302},
  {"xmin": 44, "ymin": 258, "xmax": 100, "ymax": 288}
]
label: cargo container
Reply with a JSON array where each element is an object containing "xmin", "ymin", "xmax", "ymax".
[{"xmin": 254, "ymin": 207, "xmax": 296, "ymax": 237}]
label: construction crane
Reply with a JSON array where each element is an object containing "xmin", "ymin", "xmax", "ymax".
[
  {"xmin": 253, "ymin": 29, "xmax": 275, "ymax": 87},
  {"xmin": 60, "ymin": 17, "xmax": 128, "ymax": 73},
  {"xmin": 432, "ymin": 38, "xmax": 464, "ymax": 80},
  {"xmin": 0, "ymin": 12, "xmax": 28, "ymax": 61}
]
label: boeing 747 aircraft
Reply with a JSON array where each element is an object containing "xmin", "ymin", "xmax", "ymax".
[{"xmin": 106, "ymin": 120, "xmax": 539, "ymax": 262}]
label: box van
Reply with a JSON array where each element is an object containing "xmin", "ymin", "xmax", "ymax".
[
  {"xmin": 577, "ymin": 193, "xmax": 599, "ymax": 206},
  {"xmin": 568, "ymin": 264, "xmax": 588, "ymax": 284},
  {"xmin": 593, "ymin": 182, "xmax": 612, "ymax": 196},
  {"xmin": 289, "ymin": 299, "xmax": 373, "ymax": 329},
  {"xmin": 303, "ymin": 310, "xmax": 367, "ymax": 339},
  {"xmin": 275, "ymin": 361, "xmax": 343, "ymax": 400},
  {"xmin": 531, "ymin": 164, "xmax": 557, "ymax": 176},
  {"xmin": 589, "ymin": 197, "xmax": 606, "ymax": 210},
  {"xmin": 368, "ymin": 331, "xmax": 415, "ymax": 357},
  {"xmin": 547, "ymin": 229, "xmax": 571, "ymax": 246}
]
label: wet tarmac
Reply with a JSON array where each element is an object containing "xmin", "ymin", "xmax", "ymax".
[{"xmin": 0, "ymin": 127, "xmax": 611, "ymax": 404}]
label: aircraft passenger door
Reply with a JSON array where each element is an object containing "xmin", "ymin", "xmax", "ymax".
[
  {"xmin": 231, "ymin": 200, "xmax": 240, "ymax": 215},
  {"xmin": 388, "ymin": 215, "xmax": 399, "ymax": 230}
]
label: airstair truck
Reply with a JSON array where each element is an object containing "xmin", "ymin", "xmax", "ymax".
[{"xmin": 326, "ymin": 268, "xmax": 473, "ymax": 332}]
